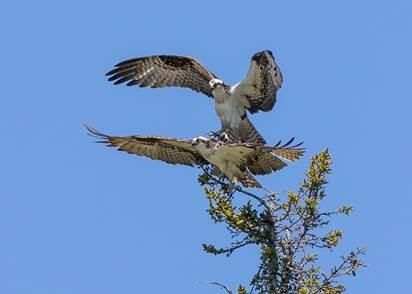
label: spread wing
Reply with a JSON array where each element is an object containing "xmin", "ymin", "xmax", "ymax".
[
  {"xmin": 233, "ymin": 50, "xmax": 283, "ymax": 113},
  {"xmin": 245, "ymin": 150, "xmax": 288, "ymax": 175},
  {"xmin": 106, "ymin": 55, "xmax": 218, "ymax": 97},
  {"xmin": 85, "ymin": 125, "xmax": 207, "ymax": 167},
  {"xmin": 271, "ymin": 138, "xmax": 305, "ymax": 161},
  {"xmin": 243, "ymin": 138, "xmax": 305, "ymax": 175}
]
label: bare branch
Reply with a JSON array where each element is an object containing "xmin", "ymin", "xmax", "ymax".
[{"xmin": 208, "ymin": 281, "xmax": 233, "ymax": 294}]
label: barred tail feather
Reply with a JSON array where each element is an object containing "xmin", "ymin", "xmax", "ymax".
[
  {"xmin": 235, "ymin": 170, "xmax": 262, "ymax": 188},
  {"xmin": 226, "ymin": 117, "xmax": 266, "ymax": 145}
]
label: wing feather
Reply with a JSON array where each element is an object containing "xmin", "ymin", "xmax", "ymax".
[
  {"xmin": 245, "ymin": 150, "xmax": 287, "ymax": 176},
  {"xmin": 243, "ymin": 139, "xmax": 305, "ymax": 175},
  {"xmin": 271, "ymin": 138, "xmax": 305, "ymax": 161},
  {"xmin": 85, "ymin": 125, "xmax": 207, "ymax": 167},
  {"xmin": 233, "ymin": 50, "xmax": 283, "ymax": 113},
  {"xmin": 106, "ymin": 55, "xmax": 218, "ymax": 97}
]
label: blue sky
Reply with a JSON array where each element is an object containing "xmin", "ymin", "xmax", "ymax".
[{"xmin": 1, "ymin": 0, "xmax": 411, "ymax": 293}]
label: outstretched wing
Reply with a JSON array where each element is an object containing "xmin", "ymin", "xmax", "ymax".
[
  {"xmin": 245, "ymin": 151, "xmax": 288, "ymax": 175},
  {"xmin": 233, "ymin": 50, "xmax": 283, "ymax": 113},
  {"xmin": 271, "ymin": 138, "xmax": 305, "ymax": 161},
  {"xmin": 106, "ymin": 55, "xmax": 218, "ymax": 97},
  {"xmin": 85, "ymin": 125, "xmax": 207, "ymax": 167},
  {"xmin": 243, "ymin": 138, "xmax": 305, "ymax": 175}
]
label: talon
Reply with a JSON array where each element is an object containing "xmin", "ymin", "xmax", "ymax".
[
  {"xmin": 208, "ymin": 130, "xmax": 223, "ymax": 141},
  {"xmin": 209, "ymin": 130, "xmax": 230, "ymax": 143}
]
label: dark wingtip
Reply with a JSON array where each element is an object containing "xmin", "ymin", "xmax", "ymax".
[
  {"xmin": 282, "ymin": 137, "xmax": 295, "ymax": 148},
  {"xmin": 114, "ymin": 57, "xmax": 143, "ymax": 67},
  {"xmin": 106, "ymin": 68, "xmax": 119, "ymax": 76},
  {"xmin": 114, "ymin": 61, "xmax": 125, "ymax": 67},
  {"xmin": 84, "ymin": 124, "xmax": 109, "ymax": 140},
  {"xmin": 126, "ymin": 80, "xmax": 139, "ymax": 86},
  {"xmin": 273, "ymin": 139, "xmax": 282, "ymax": 148},
  {"xmin": 112, "ymin": 75, "xmax": 133, "ymax": 85},
  {"xmin": 107, "ymin": 75, "xmax": 118, "ymax": 82},
  {"xmin": 264, "ymin": 49, "xmax": 273, "ymax": 57},
  {"xmin": 105, "ymin": 57, "xmax": 142, "ymax": 76},
  {"xmin": 114, "ymin": 60, "xmax": 130, "ymax": 67},
  {"xmin": 271, "ymin": 137, "xmax": 305, "ymax": 151},
  {"xmin": 291, "ymin": 141, "xmax": 304, "ymax": 148},
  {"xmin": 252, "ymin": 49, "xmax": 273, "ymax": 62}
]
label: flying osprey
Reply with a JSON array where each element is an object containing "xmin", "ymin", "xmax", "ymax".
[
  {"xmin": 106, "ymin": 50, "xmax": 283, "ymax": 145},
  {"xmin": 85, "ymin": 125, "xmax": 304, "ymax": 188}
]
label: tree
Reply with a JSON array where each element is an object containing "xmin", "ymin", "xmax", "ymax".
[{"xmin": 198, "ymin": 150, "xmax": 365, "ymax": 293}]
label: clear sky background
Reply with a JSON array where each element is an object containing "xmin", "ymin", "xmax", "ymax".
[{"xmin": 1, "ymin": 0, "xmax": 411, "ymax": 293}]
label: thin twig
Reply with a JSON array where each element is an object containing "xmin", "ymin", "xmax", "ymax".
[
  {"xmin": 201, "ymin": 166, "xmax": 272, "ymax": 211},
  {"xmin": 220, "ymin": 240, "xmax": 254, "ymax": 256},
  {"xmin": 315, "ymin": 248, "xmax": 365, "ymax": 293},
  {"xmin": 208, "ymin": 281, "xmax": 233, "ymax": 294},
  {"xmin": 233, "ymin": 186, "xmax": 271, "ymax": 212}
]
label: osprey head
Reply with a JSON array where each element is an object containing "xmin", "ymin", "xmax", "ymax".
[
  {"xmin": 209, "ymin": 78, "xmax": 224, "ymax": 90},
  {"xmin": 192, "ymin": 136, "xmax": 211, "ymax": 147},
  {"xmin": 218, "ymin": 132, "xmax": 231, "ymax": 143}
]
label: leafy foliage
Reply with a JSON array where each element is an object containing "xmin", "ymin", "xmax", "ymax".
[{"xmin": 199, "ymin": 150, "xmax": 365, "ymax": 293}]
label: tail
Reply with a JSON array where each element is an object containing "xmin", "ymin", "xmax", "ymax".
[
  {"xmin": 271, "ymin": 138, "xmax": 305, "ymax": 161},
  {"xmin": 235, "ymin": 170, "xmax": 262, "ymax": 188},
  {"xmin": 226, "ymin": 117, "xmax": 266, "ymax": 145}
]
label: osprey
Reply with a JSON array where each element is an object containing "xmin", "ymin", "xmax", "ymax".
[
  {"xmin": 106, "ymin": 50, "xmax": 283, "ymax": 145},
  {"xmin": 85, "ymin": 125, "xmax": 304, "ymax": 188}
]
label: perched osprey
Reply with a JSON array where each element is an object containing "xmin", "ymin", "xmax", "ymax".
[
  {"xmin": 85, "ymin": 125, "xmax": 303, "ymax": 188},
  {"xmin": 106, "ymin": 50, "xmax": 283, "ymax": 145}
]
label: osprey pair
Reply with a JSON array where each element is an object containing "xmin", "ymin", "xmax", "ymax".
[
  {"xmin": 88, "ymin": 50, "xmax": 304, "ymax": 188},
  {"xmin": 106, "ymin": 50, "xmax": 282, "ymax": 145}
]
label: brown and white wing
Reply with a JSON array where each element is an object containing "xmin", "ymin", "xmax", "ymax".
[
  {"xmin": 106, "ymin": 55, "xmax": 218, "ymax": 97},
  {"xmin": 233, "ymin": 50, "xmax": 283, "ymax": 113},
  {"xmin": 271, "ymin": 138, "xmax": 305, "ymax": 161},
  {"xmin": 85, "ymin": 125, "xmax": 207, "ymax": 167},
  {"xmin": 244, "ymin": 149, "xmax": 288, "ymax": 176},
  {"xmin": 243, "ymin": 138, "xmax": 305, "ymax": 175}
]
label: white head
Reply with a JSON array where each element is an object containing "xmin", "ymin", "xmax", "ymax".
[
  {"xmin": 218, "ymin": 132, "xmax": 231, "ymax": 143},
  {"xmin": 191, "ymin": 136, "xmax": 211, "ymax": 148},
  {"xmin": 209, "ymin": 78, "xmax": 224, "ymax": 90}
]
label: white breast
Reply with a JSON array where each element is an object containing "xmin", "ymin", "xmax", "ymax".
[
  {"xmin": 195, "ymin": 144, "xmax": 253, "ymax": 182},
  {"xmin": 196, "ymin": 144, "xmax": 233, "ymax": 177},
  {"xmin": 213, "ymin": 88, "xmax": 244, "ymax": 129}
]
